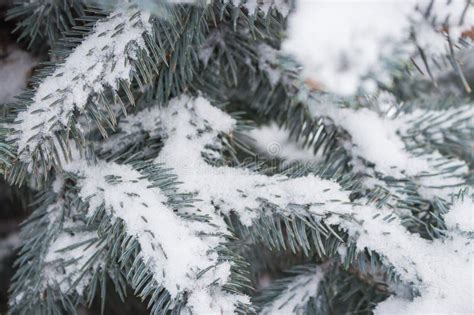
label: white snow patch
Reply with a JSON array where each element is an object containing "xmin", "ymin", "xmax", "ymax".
[
  {"xmin": 284, "ymin": 1, "xmax": 414, "ymax": 95},
  {"xmin": 339, "ymin": 108, "xmax": 428, "ymax": 177},
  {"xmin": 445, "ymin": 196, "xmax": 474, "ymax": 232},
  {"xmin": 258, "ymin": 44, "xmax": 282, "ymax": 86},
  {"xmin": 313, "ymin": 198, "xmax": 474, "ymax": 315},
  {"xmin": 309, "ymin": 104, "xmax": 429, "ymax": 178}
]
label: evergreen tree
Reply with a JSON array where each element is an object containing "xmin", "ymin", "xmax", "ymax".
[{"xmin": 0, "ymin": 0, "xmax": 473, "ymax": 314}]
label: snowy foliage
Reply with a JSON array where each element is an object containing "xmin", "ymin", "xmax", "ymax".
[
  {"xmin": 1, "ymin": 0, "xmax": 473, "ymax": 314},
  {"xmin": 97, "ymin": 94, "xmax": 474, "ymax": 313}
]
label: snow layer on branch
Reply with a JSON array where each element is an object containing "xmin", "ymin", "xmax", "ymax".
[
  {"xmin": 41, "ymin": 179, "xmax": 102, "ymax": 296},
  {"xmin": 302, "ymin": 194, "xmax": 474, "ymax": 314},
  {"xmin": 154, "ymin": 95, "xmax": 350, "ymax": 226},
  {"xmin": 11, "ymin": 8, "xmax": 151, "ymax": 163},
  {"xmin": 257, "ymin": 44, "xmax": 283, "ymax": 86},
  {"xmin": 97, "ymin": 105, "xmax": 163, "ymax": 155},
  {"xmin": 63, "ymin": 158, "xmax": 246, "ymax": 314},
  {"xmin": 260, "ymin": 267, "xmax": 324, "ymax": 314},
  {"xmin": 309, "ymin": 101, "xmax": 469, "ymax": 199},
  {"xmin": 324, "ymin": 107, "xmax": 429, "ymax": 177},
  {"xmin": 284, "ymin": 0, "xmax": 473, "ymax": 95},
  {"xmin": 345, "ymin": 206, "xmax": 474, "ymax": 315},
  {"xmin": 98, "ymin": 94, "xmax": 472, "ymax": 313}
]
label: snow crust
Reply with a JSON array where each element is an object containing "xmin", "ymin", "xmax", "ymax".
[
  {"xmin": 11, "ymin": 8, "xmax": 151, "ymax": 163},
  {"xmin": 355, "ymin": 209, "xmax": 474, "ymax": 315},
  {"xmin": 318, "ymin": 195, "xmax": 474, "ymax": 315},
  {"xmin": 326, "ymin": 107, "xmax": 430, "ymax": 177},
  {"xmin": 7, "ymin": 1, "xmax": 473, "ymax": 313}
]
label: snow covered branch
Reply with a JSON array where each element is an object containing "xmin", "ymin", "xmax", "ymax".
[
  {"xmin": 63, "ymin": 156, "xmax": 248, "ymax": 313},
  {"xmin": 11, "ymin": 7, "xmax": 151, "ymax": 165}
]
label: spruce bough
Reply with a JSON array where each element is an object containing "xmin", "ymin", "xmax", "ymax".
[{"xmin": 1, "ymin": 0, "xmax": 473, "ymax": 314}]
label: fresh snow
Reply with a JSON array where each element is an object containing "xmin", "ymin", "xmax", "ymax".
[
  {"xmin": 322, "ymin": 106, "xmax": 431, "ymax": 177},
  {"xmin": 349, "ymin": 206, "xmax": 474, "ymax": 315},
  {"xmin": 16, "ymin": 195, "xmax": 104, "ymax": 298},
  {"xmin": 310, "ymin": 193, "xmax": 474, "ymax": 314},
  {"xmin": 11, "ymin": 89, "xmax": 473, "ymax": 313},
  {"xmin": 154, "ymin": 95, "xmax": 351, "ymax": 226},
  {"xmin": 7, "ymin": 1, "xmax": 473, "ymax": 312},
  {"xmin": 257, "ymin": 44, "xmax": 284, "ymax": 86}
]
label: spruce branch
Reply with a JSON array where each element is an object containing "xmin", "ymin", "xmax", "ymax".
[
  {"xmin": 7, "ymin": 0, "xmax": 86, "ymax": 50},
  {"xmin": 9, "ymin": 184, "xmax": 105, "ymax": 314},
  {"xmin": 5, "ymin": 6, "xmax": 153, "ymax": 184}
]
